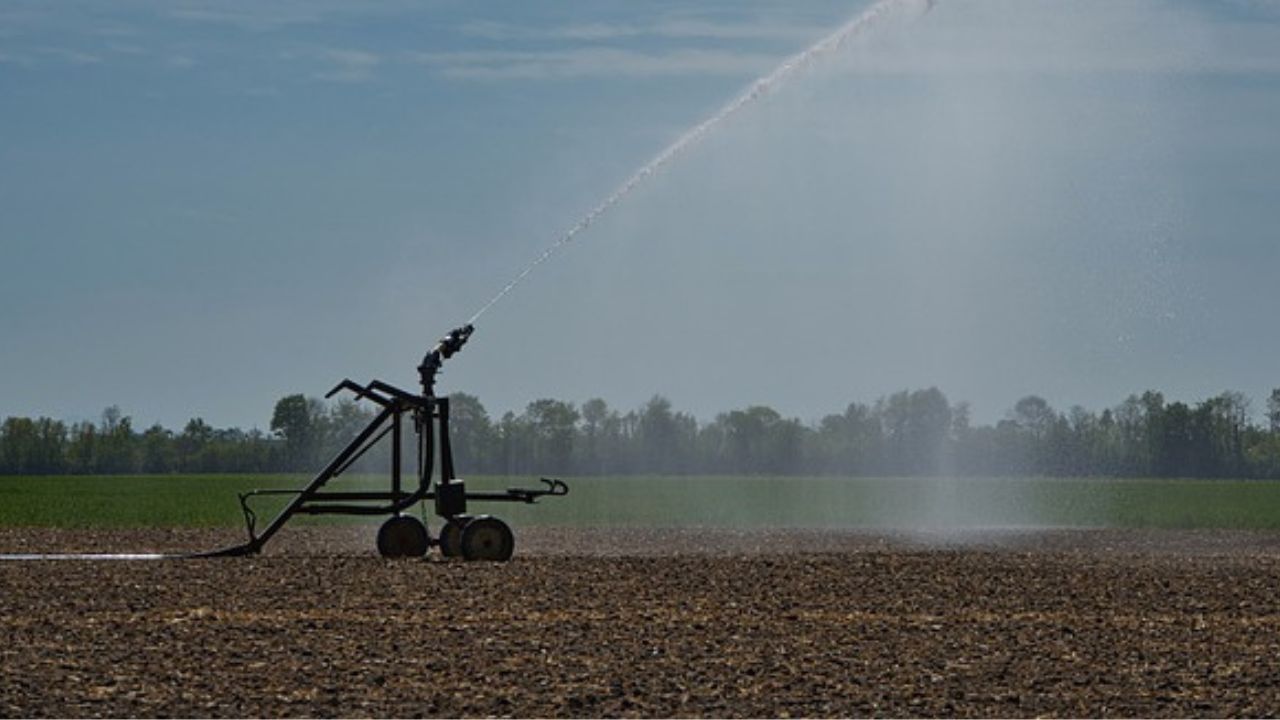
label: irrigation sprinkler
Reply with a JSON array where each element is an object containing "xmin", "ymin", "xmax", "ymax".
[{"xmin": 200, "ymin": 323, "xmax": 567, "ymax": 560}]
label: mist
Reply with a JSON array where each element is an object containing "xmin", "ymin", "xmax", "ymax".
[{"xmin": 445, "ymin": 0, "xmax": 1279, "ymax": 431}]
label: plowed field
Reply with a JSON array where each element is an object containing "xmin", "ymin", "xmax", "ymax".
[{"xmin": 3, "ymin": 527, "xmax": 1279, "ymax": 717}]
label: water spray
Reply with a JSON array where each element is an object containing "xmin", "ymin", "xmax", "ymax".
[{"xmin": 466, "ymin": 0, "xmax": 937, "ymax": 326}]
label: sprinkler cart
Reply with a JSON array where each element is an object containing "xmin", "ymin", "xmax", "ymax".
[{"xmin": 202, "ymin": 324, "xmax": 567, "ymax": 560}]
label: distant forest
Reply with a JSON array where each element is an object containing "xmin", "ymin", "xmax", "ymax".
[{"xmin": 3, "ymin": 388, "xmax": 1280, "ymax": 479}]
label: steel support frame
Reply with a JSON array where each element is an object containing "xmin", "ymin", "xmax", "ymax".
[{"xmin": 202, "ymin": 377, "xmax": 564, "ymax": 558}]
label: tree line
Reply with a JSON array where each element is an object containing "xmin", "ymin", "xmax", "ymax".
[{"xmin": 3, "ymin": 388, "xmax": 1280, "ymax": 479}]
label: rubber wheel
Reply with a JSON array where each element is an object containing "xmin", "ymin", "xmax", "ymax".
[
  {"xmin": 460, "ymin": 515, "xmax": 514, "ymax": 562},
  {"xmin": 438, "ymin": 518, "xmax": 466, "ymax": 558},
  {"xmin": 377, "ymin": 515, "xmax": 429, "ymax": 558}
]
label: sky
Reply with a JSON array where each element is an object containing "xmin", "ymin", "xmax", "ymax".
[{"xmin": 2, "ymin": 0, "xmax": 1279, "ymax": 432}]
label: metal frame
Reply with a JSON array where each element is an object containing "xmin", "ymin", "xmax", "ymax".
[{"xmin": 200, "ymin": 325, "xmax": 567, "ymax": 557}]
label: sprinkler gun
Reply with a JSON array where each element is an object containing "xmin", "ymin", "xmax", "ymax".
[{"xmin": 418, "ymin": 323, "xmax": 474, "ymax": 397}]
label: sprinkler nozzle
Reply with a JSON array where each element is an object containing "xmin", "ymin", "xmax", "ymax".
[
  {"xmin": 438, "ymin": 324, "xmax": 474, "ymax": 359},
  {"xmin": 418, "ymin": 323, "xmax": 476, "ymax": 396}
]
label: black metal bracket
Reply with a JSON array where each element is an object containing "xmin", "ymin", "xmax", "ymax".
[{"xmin": 503, "ymin": 477, "xmax": 570, "ymax": 503}]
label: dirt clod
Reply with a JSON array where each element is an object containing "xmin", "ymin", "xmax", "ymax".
[{"xmin": 2, "ymin": 527, "xmax": 1279, "ymax": 717}]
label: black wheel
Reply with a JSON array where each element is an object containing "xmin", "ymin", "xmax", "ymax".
[
  {"xmin": 438, "ymin": 518, "xmax": 466, "ymax": 558},
  {"xmin": 460, "ymin": 515, "xmax": 514, "ymax": 562},
  {"xmin": 377, "ymin": 515, "xmax": 429, "ymax": 558}
]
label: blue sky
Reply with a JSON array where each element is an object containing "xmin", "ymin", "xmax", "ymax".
[{"xmin": 2, "ymin": 0, "xmax": 1279, "ymax": 431}]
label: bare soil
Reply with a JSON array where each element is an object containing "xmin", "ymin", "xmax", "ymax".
[{"xmin": 2, "ymin": 526, "xmax": 1279, "ymax": 717}]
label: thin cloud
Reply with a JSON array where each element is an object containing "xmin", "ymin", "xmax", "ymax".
[
  {"xmin": 106, "ymin": 43, "xmax": 148, "ymax": 56},
  {"xmin": 165, "ymin": 5, "xmax": 323, "ymax": 32},
  {"xmin": 314, "ymin": 49, "xmax": 380, "ymax": 83},
  {"xmin": 162, "ymin": 0, "xmax": 425, "ymax": 33},
  {"xmin": 38, "ymin": 46, "xmax": 103, "ymax": 65},
  {"xmin": 410, "ymin": 47, "xmax": 777, "ymax": 80},
  {"xmin": 458, "ymin": 17, "xmax": 822, "ymax": 43},
  {"xmin": 1223, "ymin": 0, "xmax": 1280, "ymax": 16},
  {"xmin": 825, "ymin": 1, "xmax": 1280, "ymax": 77},
  {"xmin": 459, "ymin": 20, "xmax": 635, "ymax": 42},
  {"xmin": 654, "ymin": 18, "xmax": 823, "ymax": 41},
  {"xmin": 91, "ymin": 23, "xmax": 141, "ymax": 38}
]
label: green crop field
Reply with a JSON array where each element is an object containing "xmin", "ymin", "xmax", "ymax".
[{"xmin": 3, "ymin": 474, "xmax": 1280, "ymax": 530}]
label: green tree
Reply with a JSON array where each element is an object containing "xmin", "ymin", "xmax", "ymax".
[
  {"xmin": 576, "ymin": 398, "xmax": 611, "ymax": 474},
  {"xmin": 1008, "ymin": 395, "xmax": 1064, "ymax": 474},
  {"xmin": 0, "ymin": 416, "xmax": 70, "ymax": 474},
  {"xmin": 712, "ymin": 405, "xmax": 801, "ymax": 474},
  {"xmin": 1155, "ymin": 401, "xmax": 1197, "ymax": 477},
  {"xmin": 1203, "ymin": 391, "xmax": 1250, "ymax": 477},
  {"xmin": 1010, "ymin": 396, "xmax": 1056, "ymax": 441},
  {"xmin": 0, "ymin": 417, "xmax": 37, "ymax": 473},
  {"xmin": 497, "ymin": 410, "xmax": 534, "ymax": 475},
  {"xmin": 96, "ymin": 406, "xmax": 138, "ymax": 474},
  {"xmin": 718, "ymin": 407, "xmax": 771, "ymax": 474},
  {"xmin": 325, "ymin": 399, "xmax": 380, "ymax": 472},
  {"xmin": 176, "ymin": 418, "xmax": 213, "ymax": 472},
  {"xmin": 327, "ymin": 399, "xmax": 375, "ymax": 446},
  {"xmin": 448, "ymin": 392, "xmax": 496, "ymax": 473},
  {"xmin": 66, "ymin": 421, "xmax": 98, "ymax": 474},
  {"xmin": 140, "ymin": 423, "xmax": 176, "ymax": 474},
  {"xmin": 271, "ymin": 394, "xmax": 322, "ymax": 470},
  {"xmin": 636, "ymin": 395, "xmax": 697, "ymax": 474},
  {"xmin": 813, "ymin": 402, "xmax": 883, "ymax": 475},
  {"xmin": 1112, "ymin": 391, "xmax": 1164, "ymax": 476},
  {"xmin": 1063, "ymin": 405, "xmax": 1102, "ymax": 476},
  {"xmin": 880, "ymin": 388, "xmax": 953, "ymax": 475},
  {"xmin": 524, "ymin": 399, "xmax": 579, "ymax": 474}
]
